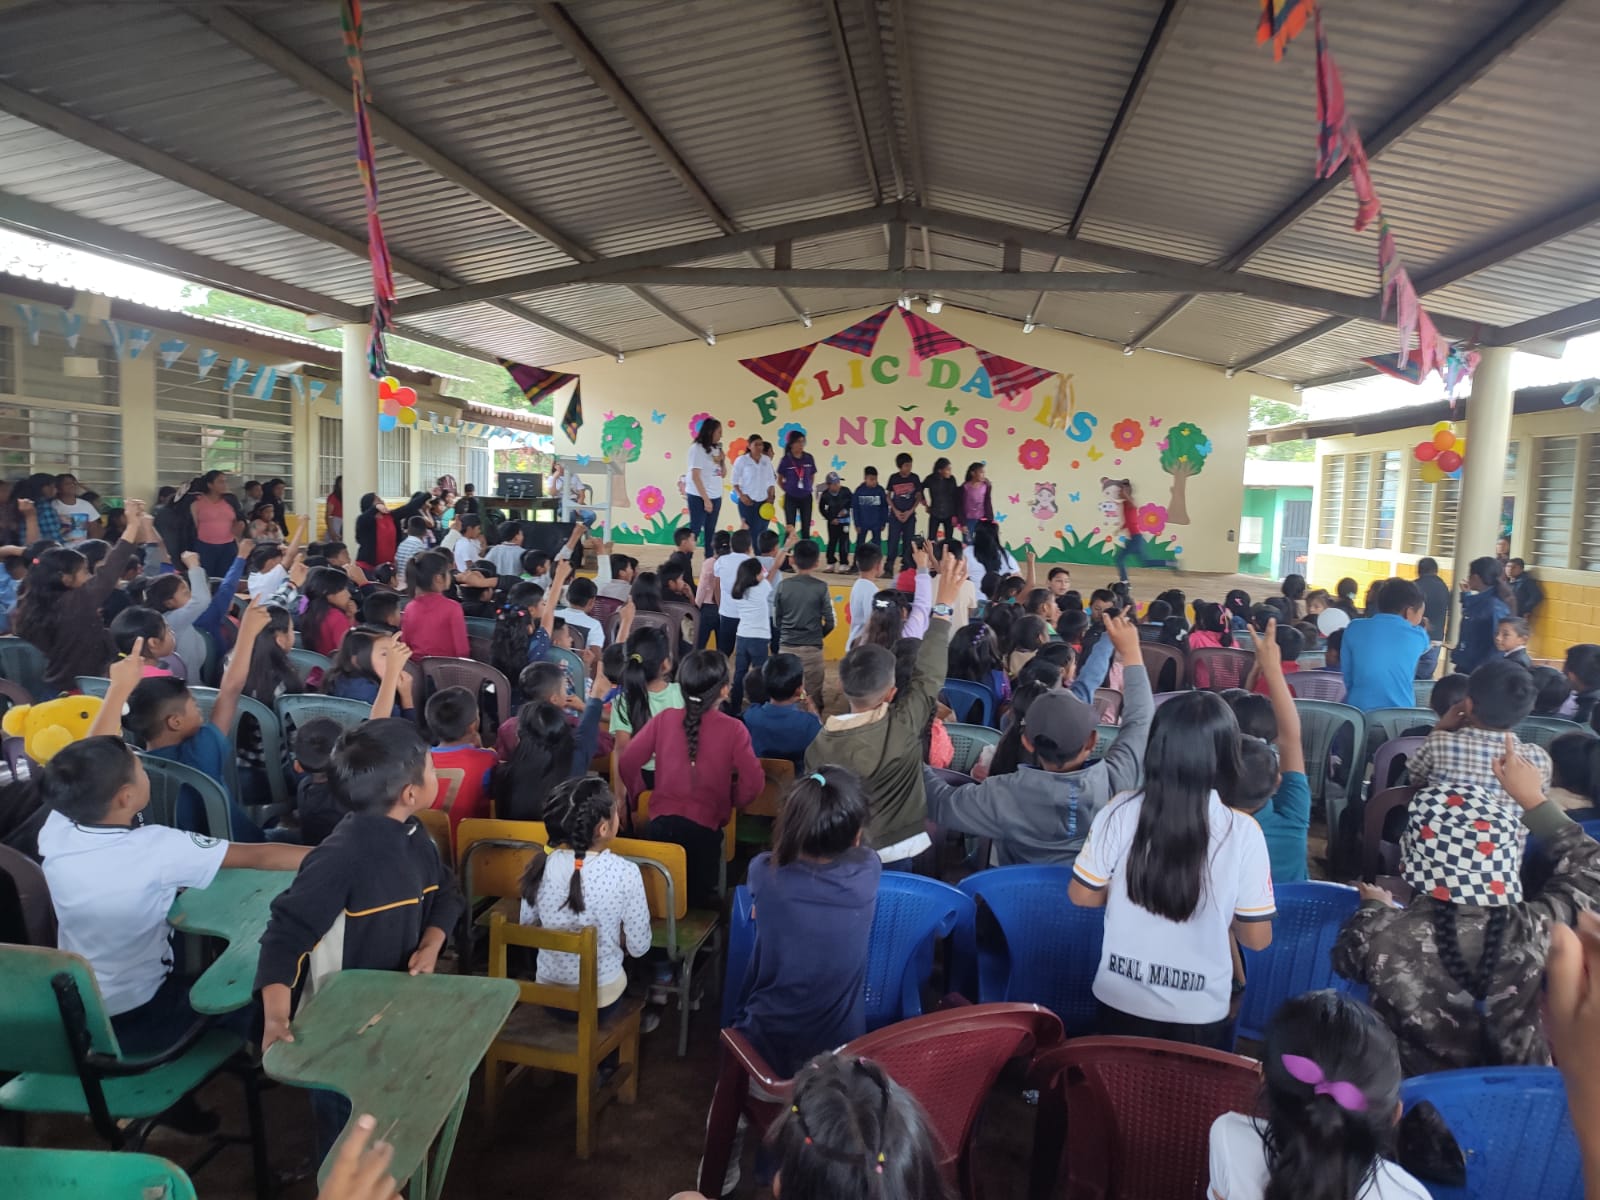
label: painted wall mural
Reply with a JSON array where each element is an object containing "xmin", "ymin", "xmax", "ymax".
[{"xmin": 552, "ymin": 305, "xmax": 1277, "ymax": 573}]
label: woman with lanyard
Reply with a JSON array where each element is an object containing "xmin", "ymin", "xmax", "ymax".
[
  {"xmin": 189, "ymin": 470, "xmax": 245, "ymax": 578},
  {"xmin": 730, "ymin": 435, "xmax": 776, "ymax": 539},
  {"xmin": 686, "ymin": 417, "xmax": 726, "ymax": 552},
  {"xmin": 777, "ymin": 430, "xmax": 817, "ymax": 541}
]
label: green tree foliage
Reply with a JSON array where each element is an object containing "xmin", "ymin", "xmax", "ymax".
[
  {"xmin": 1159, "ymin": 421, "xmax": 1211, "ymax": 525},
  {"xmin": 1248, "ymin": 396, "xmax": 1314, "ymax": 462}
]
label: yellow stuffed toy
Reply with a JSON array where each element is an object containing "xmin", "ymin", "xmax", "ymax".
[{"xmin": 2, "ymin": 694, "xmax": 105, "ymax": 764}]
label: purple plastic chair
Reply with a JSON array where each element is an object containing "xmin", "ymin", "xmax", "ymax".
[
  {"xmin": 1287, "ymin": 669, "xmax": 1347, "ymax": 702},
  {"xmin": 1370, "ymin": 735, "xmax": 1425, "ymax": 794}
]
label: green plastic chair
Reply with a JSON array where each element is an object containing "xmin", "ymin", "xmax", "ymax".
[
  {"xmin": 1091, "ymin": 725, "xmax": 1120, "ymax": 756},
  {"xmin": 1516, "ymin": 715, "xmax": 1597, "ymax": 751},
  {"xmin": 287, "ymin": 648, "xmax": 333, "ymax": 680},
  {"xmin": 1294, "ymin": 699, "xmax": 1366, "ymax": 839},
  {"xmin": 1, "ymin": 1146, "xmax": 197, "ymax": 1200},
  {"xmin": 0, "ymin": 637, "xmax": 53, "ymax": 701},
  {"xmin": 1413, "ymin": 679, "xmax": 1436, "ymax": 707},
  {"xmin": 136, "ymin": 752, "xmax": 235, "ymax": 841},
  {"xmin": 546, "ymin": 646, "xmax": 589, "ymax": 697},
  {"xmin": 0, "ymin": 945, "xmax": 266, "ymax": 1197},
  {"xmin": 465, "ymin": 616, "xmax": 497, "ymax": 642},
  {"xmin": 275, "ymin": 693, "xmax": 371, "ymax": 737},
  {"xmin": 76, "ymin": 676, "xmax": 112, "ymax": 697},
  {"xmin": 1363, "ymin": 707, "xmax": 1435, "ymax": 745},
  {"xmin": 946, "ymin": 723, "xmax": 1002, "ymax": 775}
]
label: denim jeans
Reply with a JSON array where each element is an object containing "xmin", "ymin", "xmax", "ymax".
[
  {"xmin": 687, "ymin": 494, "xmax": 722, "ymax": 552},
  {"xmin": 731, "ymin": 636, "xmax": 770, "ymax": 710},
  {"xmin": 737, "ymin": 500, "xmax": 768, "ymax": 540}
]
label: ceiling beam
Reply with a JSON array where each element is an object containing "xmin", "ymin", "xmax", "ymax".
[
  {"xmin": 532, "ymin": 1, "xmax": 808, "ymax": 327},
  {"xmin": 1229, "ymin": 187, "xmax": 1600, "ymax": 373},
  {"xmin": 391, "ymin": 204, "xmax": 899, "ymax": 318},
  {"xmin": 1497, "ymin": 296, "xmax": 1600, "ymax": 344},
  {"xmin": 533, "ymin": 268, "xmax": 1229, "ymax": 291},
  {"xmin": 0, "ymin": 80, "xmax": 622, "ymax": 358},
  {"xmin": 819, "ymin": 0, "xmax": 883, "ymax": 204},
  {"xmin": 886, "ymin": 0, "xmax": 933, "ymax": 272},
  {"xmin": 1122, "ymin": 0, "xmax": 1570, "ymax": 351},
  {"xmin": 1027, "ymin": 0, "xmax": 1190, "ymax": 326}
]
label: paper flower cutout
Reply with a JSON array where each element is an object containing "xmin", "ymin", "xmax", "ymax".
[
  {"xmin": 777, "ymin": 422, "xmax": 808, "ymax": 449},
  {"xmin": 1137, "ymin": 503, "xmax": 1168, "ymax": 535},
  {"xmin": 1111, "ymin": 418, "xmax": 1145, "ymax": 451},
  {"xmin": 689, "ymin": 412, "xmax": 712, "ymax": 437},
  {"xmin": 637, "ymin": 486, "xmax": 665, "ymax": 518},
  {"xmin": 1017, "ymin": 439, "xmax": 1051, "ymax": 471}
]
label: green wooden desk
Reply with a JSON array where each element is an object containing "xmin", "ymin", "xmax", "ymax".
[
  {"xmin": 264, "ymin": 970, "xmax": 519, "ymax": 1200},
  {"xmin": 167, "ymin": 867, "xmax": 293, "ymax": 1015},
  {"xmin": 0, "ymin": 1146, "xmax": 197, "ymax": 1199}
]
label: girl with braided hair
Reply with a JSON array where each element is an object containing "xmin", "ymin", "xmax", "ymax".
[
  {"xmin": 518, "ymin": 777, "xmax": 650, "ymax": 1015},
  {"xmin": 619, "ymin": 649, "xmax": 762, "ymax": 906},
  {"xmin": 1334, "ymin": 738, "xmax": 1600, "ymax": 1075}
]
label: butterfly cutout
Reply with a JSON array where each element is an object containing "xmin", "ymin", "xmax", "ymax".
[
  {"xmin": 1148, "ymin": 417, "xmax": 1163, "ymax": 427},
  {"xmin": 995, "ymin": 513, "xmax": 1008, "ymax": 523},
  {"xmin": 1086, "ymin": 446, "xmax": 1103, "ymax": 461},
  {"xmin": 1007, "ymin": 494, "xmax": 1020, "ymax": 505},
  {"xmin": 831, "ymin": 455, "xmax": 846, "ymax": 471},
  {"xmin": 1068, "ymin": 492, "xmax": 1081, "ymax": 503},
  {"xmin": 1158, "ymin": 438, "xmax": 1170, "ymax": 452},
  {"xmin": 576, "ymin": 454, "xmax": 591, "ymax": 466},
  {"xmin": 650, "ymin": 410, "xmax": 665, "ymax": 424},
  {"xmin": 601, "ymin": 411, "xmax": 615, "ymax": 422},
  {"xmin": 944, "ymin": 399, "xmax": 959, "ymax": 415}
]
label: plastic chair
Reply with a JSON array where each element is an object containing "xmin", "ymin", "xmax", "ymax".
[
  {"xmin": 1294, "ymin": 699, "xmax": 1365, "ymax": 833},
  {"xmin": 415, "ymin": 807, "xmax": 454, "ymax": 864},
  {"xmin": 1139, "ymin": 642, "xmax": 1186, "ymax": 692},
  {"xmin": 1363, "ymin": 785, "xmax": 1417, "ymax": 885},
  {"xmin": 956, "ymin": 865, "xmax": 1105, "ymax": 1035},
  {"xmin": 286, "ymin": 647, "xmax": 332, "ymax": 680},
  {"xmin": 419, "ymin": 656, "xmax": 513, "ymax": 728},
  {"xmin": 468, "ymin": 633, "xmax": 494, "ymax": 666},
  {"xmin": 1370, "ymin": 735, "xmax": 1425, "ymax": 795},
  {"xmin": 1515, "ymin": 715, "xmax": 1596, "ymax": 751},
  {"xmin": 865, "ymin": 873, "xmax": 973, "ymax": 1029},
  {"xmin": 1151, "ymin": 690, "xmax": 1186, "ymax": 708},
  {"xmin": 74, "ymin": 676, "xmax": 111, "ymax": 697},
  {"xmin": 464, "ymin": 615, "xmax": 497, "ymax": 642},
  {"xmin": 0, "ymin": 945, "xmax": 268, "ymax": 1197},
  {"xmin": 1030, "ymin": 1036, "xmax": 1261, "ymax": 1200},
  {"xmin": 1300, "ymin": 650, "xmax": 1327, "ymax": 669},
  {"xmin": 1414, "ymin": 679, "xmax": 1436, "ymax": 707},
  {"xmin": 1365, "ymin": 706, "xmax": 1435, "ymax": 745},
  {"xmin": 2, "ymin": 1147, "xmax": 198, "ymax": 1200},
  {"xmin": 630, "ymin": 611, "xmax": 682, "ymax": 662},
  {"xmin": 274, "ymin": 693, "xmax": 371, "ymax": 736},
  {"xmin": 946, "ymin": 722, "xmax": 1001, "ymax": 775},
  {"xmin": 1188, "ymin": 646, "xmax": 1253, "ymax": 691},
  {"xmin": 484, "ymin": 915, "xmax": 642, "ymax": 1158},
  {"xmin": 0, "ymin": 675, "xmax": 31, "ymax": 717},
  {"xmin": 1286, "ymin": 669, "xmax": 1348, "ymax": 702},
  {"xmin": 1235, "ymin": 881, "xmax": 1361, "ymax": 1045},
  {"xmin": 0, "ymin": 842, "xmax": 54, "ymax": 947},
  {"xmin": 941, "ymin": 678, "xmax": 997, "ymax": 727},
  {"xmin": 1399, "ymin": 1067, "xmax": 1582, "ymax": 1200},
  {"xmin": 1091, "ymin": 725, "xmax": 1119, "ymax": 757},
  {"xmin": 699, "ymin": 1003, "xmax": 1063, "ymax": 1200},
  {"xmin": 589, "ymin": 596, "xmax": 623, "ymax": 630},
  {"xmin": 0, "ymin": 638, "xmax": 52, "ymax": 701},
  {"xmin": 1093, "ymin": 687, "xmax": 1122, "ymax": 724},
  {"xmin": 136, "ymin": 752, "xmax": 234, "ymax": 840},
  {"xmin": 546, "ymin": 645, "xmax": 589, "ymax": 697}
]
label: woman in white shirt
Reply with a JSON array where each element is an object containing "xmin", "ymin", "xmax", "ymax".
[
  {"xmin": 1208, "ymin": 990, "xmax": 1429, "ymax": 1200},
  {"xmin": 729, "ymin": 434, "xmax": 776, "ymax": 540},
  {"xmin": 1070, "ymin": 690, "xmax": 1275, "ymax": 1048},
  {"xmin": 686, "ymin": 417, "xmax": 727, "ymax": 553}
]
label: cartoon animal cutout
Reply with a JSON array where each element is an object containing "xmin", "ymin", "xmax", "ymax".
[
  {"xmin": 1099, "ymin": 477, "xmax": 1131, "ymax": 536},
  {"xmin": 1030, "ymin": 482, "xmax": 1058, "ymax": 522}
]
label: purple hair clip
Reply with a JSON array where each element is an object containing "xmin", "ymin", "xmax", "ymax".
[{"xmin": 1281, "ymin": 1054, "xmax": 1367, "ymax": 1111}]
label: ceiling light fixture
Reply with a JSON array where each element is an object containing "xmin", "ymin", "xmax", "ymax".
[
  {"xmin": 926, "ymin": 298, "xmax": 943, "ymax": 314},
  {"xmin": 704, "ymin": 332, "xmax": 717, "ymax": 346},
  {"xmin": 1022, "ymin": 320, "xmax": 1036, "ymax": 334}
]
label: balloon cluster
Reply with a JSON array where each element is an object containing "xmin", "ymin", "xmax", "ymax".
[
  {"xmin": 1412, "ymin": 421, "xmax": 1465, "ymax": 484},
  {"xmin": 378, "ymin": 376, "xmax": 418, "ymax": 432}
]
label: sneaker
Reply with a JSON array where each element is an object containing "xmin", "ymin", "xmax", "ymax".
[{"xmin": 640, "ymin": 1009, "xmax": 662, "ymax": 1034}]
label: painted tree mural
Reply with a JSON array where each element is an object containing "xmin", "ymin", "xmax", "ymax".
[
  {"xmin": 1160, "ymin": 421, "xmax": 1211, "ymax": 525},
  {"xmin": 600, "ymin": 414, "xmax": 643, "ymax": 509}
]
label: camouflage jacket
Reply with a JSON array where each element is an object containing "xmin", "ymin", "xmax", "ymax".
[{"xmin": 1332, "ymin": 802, "xmax": 1600, "ymax": 1077}]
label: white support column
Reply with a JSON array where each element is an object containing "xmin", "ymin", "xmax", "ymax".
[
  {"xmin": 340, "ymin": 324, "xmax": 378, "ymax": 512},
  {"xmin": 1450, "ymin": 344, "xmax": 1515, "ymax": 635}
]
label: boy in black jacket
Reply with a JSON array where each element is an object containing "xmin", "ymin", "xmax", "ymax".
[{"xmin": 817, "ymin": 472, "xmax": 853, "ymax": 569}]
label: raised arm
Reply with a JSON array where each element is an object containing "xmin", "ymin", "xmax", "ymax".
[
  {"xmin": 902, "ymin": 542, "xmax": 935, "ymax": 639},
  {"xmin": 370, "ymin": 639, "xmax": 413, "ymax": 720},
  {"xmin": 1254, "ymin": 618, "xmax": 1305, "ymax": 775},
  {"xmin": 81, "ymin": 499, "xmax": 145, "ymax": 609},
  {"xmin": 165, "ymin": 553, "xmax": 214, "ymax": 632},
  {"xmin": 1097, "ymin": 614, "xmax": 1151, "ymax": 793},
  {"xmin": 195, "ymin": 540, "xmax": 252, "ymax": 637},
  {"xmin": 89, "ymin": 641, "xmax": 147, "ymax": 738},
  {"xmin": 213, "ymin": 597, "xmax": 272, "ymax": 734},
  {"xmin": 15, "ymin": 498, "xmax": 39, "ymax": 545}
]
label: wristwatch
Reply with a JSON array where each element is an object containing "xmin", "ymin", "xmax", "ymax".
[{"xmin": 932, "ymin": 603, "xmax": 954, "ymax": 617}]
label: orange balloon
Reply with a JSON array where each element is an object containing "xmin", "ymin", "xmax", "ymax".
[{"xmin": 1432, "ymin": 429, "xmax": 1456, "ymax": 451}]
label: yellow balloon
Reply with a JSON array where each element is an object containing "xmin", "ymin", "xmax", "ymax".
[
  {"xmin": 397, "ymin": 407, "xmax": 417, "ymax": 426},
  {"xmin": 758, "ymin": 502, "xmax": 775, "ymax": 520},
  {"xmin": 1419, "ymin": 460, "xmax": 1447, "ymax": 484},
  {"xmin": 1453, "ymin": 440, "xmax": 1466, "ymax": 457},
  {"xmin": 1432, "ymin": 420, "xmax": 1452, "ymax": 435}
]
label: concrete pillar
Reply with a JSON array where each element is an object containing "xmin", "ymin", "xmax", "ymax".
[
  {"xmin": 118, "ymin": 348, "xmax": 158, "ymax": 504},
  {"xmin": 1449, "ymin": 344, "xmax": 1515, "ymax": 638},
  {"xmin": 340, "ymin": 324, "xmax": 379, "ymax": 511}
]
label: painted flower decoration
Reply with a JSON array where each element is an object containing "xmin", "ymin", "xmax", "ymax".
[
  {"xmin": 689, "ymin": 412, "xmax": 713, "ymax": 437},
  {"xmin": 777, "ymin": 422, "xmax": 808, "ymax": 449},
  {"xmin": 1137, "ymin": 503, "xmax": 1168, "ymax": 536},
  {"xmin": 637, "ymin": 486, "xmax": 664, "ymax": 518},
  {"xmin": 1017, "ymin": 438, "xmax": 1051, "ymax": 471},
  {"xmin": 1111, "ymin": 418, "xmax": 1144, "ymax": 452}
]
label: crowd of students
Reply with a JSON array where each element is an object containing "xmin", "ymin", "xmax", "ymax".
[{"xmin": 8, "ymin": 460, "xmax": 1600, "ymax": 1200}]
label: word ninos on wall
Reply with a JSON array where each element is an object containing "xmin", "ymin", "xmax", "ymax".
[{"xmin": 749, "ymin": 354, "xmax": 1100, "ymax": 448}]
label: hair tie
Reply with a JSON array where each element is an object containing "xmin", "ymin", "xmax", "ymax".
[
  {"xmin": 810, "ymin": 772, "xmax": 826, "ymax": 785},
  {"xmin": 628, "ymin": 653, "xmax": 643, "ymax": 664},
  {"xmin": 1281, "ymin": 1054, "xmax": 1367, "ymax": 1111},
  {"xmin": 572, "ymin": 853, "xmax": 585, "ymax": 871},
  {"xmin": 541, "ymin": 844, "xmax": 554, "ymax": 856}
]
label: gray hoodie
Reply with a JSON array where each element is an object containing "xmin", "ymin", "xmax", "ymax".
[{"xmin": 922, "ymin": 663, "xmax": 1152, "ymax": 867}]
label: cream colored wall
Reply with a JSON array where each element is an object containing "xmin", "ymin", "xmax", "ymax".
[{"xmin": 555, "ymin": 306, "xmax": 1292, "ymax": 572}]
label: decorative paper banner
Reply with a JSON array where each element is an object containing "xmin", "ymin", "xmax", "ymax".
[
  {"xmin": 1360, "ymin": 353, "xmax": 1425, "ymax": 384},
  {"xmin": 499, "ymin": 359, "xmax": 583, "ymax": 443},
  {"xmin": 60, "ymin": 310, "xmax": 82, "ymax": 349},
  {"xmin": 1561, "ymin": 379, "xmax": 1600, "ymax": 413},
  {"xmin": 14, "ymin": 304, "xmax": 39, "ymax": 346},
  {"xmin": 341, "ymin": 0, "xmax": 395, "ymax": 379},
  {"xmin": 820, "ymin": 305, "xmax": 894, "ymax": 356},
  {"xmin": 123, "ymin": 327, "xmax": 153, "ymax": 360},
  {"xmin": 158, "ymin": 337, "xmax": 187, "ymax": 368},
  {"xmin": 196, "ymin": 348, "xmax": 220, "ymax": 380},
  {"xmin": 1256, "ymin": 0, "xmax": 1313, "ymax": 60},
  {"xmin": 308, "ymin": 379, "xmax": 328, "ymax": 404},
  {"xmin": 976, "ymin": 349, "xmax": 1057, "ymax": 398},
  {"xmin": 738, "ymin": 344, "xmax": 818, "ymax": 393},
  {"xmin": 248, "ymin": 366, "xmax": 278, "ymax": 400},
  {"xmin": 290, "ymin": 374, "xmax": 307, "ymax": 403},
  {"xmin": 901, "ymin": 308, "xmax": 967, "ymax": 362},
  {"xmin": 102, "ymin": 319, "xmax": 125, "ymax": 358},
  {"xmin": 1313, "ymin": 13, "xmax": 1352, "ymax": 178},
  {"xmin": 224, "ymin": 357, "xmax": 251, "ymax": 392}
]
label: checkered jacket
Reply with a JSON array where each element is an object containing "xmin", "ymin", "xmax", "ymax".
[
  {"xmin": 1405, "ymin": 726, "xmax": 1552, "ymax": 807},
  {"xmin": 1333, "ymin": 802, "xmax": 1600, "ymax": 1076}
]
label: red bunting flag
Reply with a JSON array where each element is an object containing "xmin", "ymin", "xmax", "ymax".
[
  {"xmin": 821, "ymin": 305, "xmax": 894, "ymax": 357},
  {"xmin": 1313, "ymin": 12, "xmax": 1353, "ymax": 177},
  {"xmin": 900, "ymin": 308, "xmax": 967, "ymax": 362},
  {"xmin": 500, "ymin": 360, "xmax": 582, "ymax": 441},
  {"xmin": 738, "ymin": 344, "xmax": 818, "ymax": 393},
  {"xmin": 976, "ymin": 350, "xmax": 1057, "ymax": 399}
]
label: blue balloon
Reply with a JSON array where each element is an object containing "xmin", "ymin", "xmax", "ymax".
[{"xmin": 378, "ymin": 413, "xmax": 397, "ymax": 432}]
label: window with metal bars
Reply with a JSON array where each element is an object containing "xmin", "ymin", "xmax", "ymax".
[
  {"xmin": 19, "ymin": 328, "xmax": 117, "ymax": 408},
  {"xmin": 419, "ymin": 433, "xmax": 461, "ymax": 493},
  {"xmin": 1346, "ymin": 453, "xmax": 1372, "ymax": 547},
  {"xmin": 0, "ymin": 403, "xmax": 122, "ymax": 496},
  {"xmin": 1582, "ymin": 436, "xmax": 1600, "ymax": 573},
  {"xmin": 156, "ymin": 422, "xmax": 294, "ymax": 503},
  {"xmin": 1402, "ymin": 459, "xmax": 1460, "ymax": 558},
  {"xmin": 318, "ymin": 417, "xmax": 343, "ymax": 495},
  {"xmin": 379, "ymin": 428, "xmax": 411, "ymax": 498},
  {"xmin": 1532, "ymin": 436, "xmax": 1581, "ymax": 570},
  {"xmin": 1319, "ymin": 456, "xmax": 1345, "ymax": 545},
  {"xmin": 0, "ymin": 326, "xmax": 15, "ymax": 395},
  {"xmin": 156, "ymin": 360, "xmax": 294, "ymax": 428},
  {"xmin": 1373, "ymin": 451, "xmax": 1401, "ymax": 549}
]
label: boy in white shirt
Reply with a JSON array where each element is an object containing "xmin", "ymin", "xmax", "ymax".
[
  {"xmin": 486, "ymin": 520, "xmax": 527, "ymax": 578},
  {"xmin": 53, "ymin": 472, "xmax": 102, "ymax": 545},
  {"xmin": 246, "ymin": 516, "xmax": 307, "ymax": 604},
  {"xmin": 558, "ymin": 576, "xmax": 607, "ymax": 650},
  {"xmin": 36, "ymin": 735, "xmax": 307, "ymax": 1054},
  {"xmin": 846, "ymin": 545, "xmax": 884, "ymax": 648},
  {"xmin": 452, "ymin": 514, "xmax": 486, "ymax": 573}
]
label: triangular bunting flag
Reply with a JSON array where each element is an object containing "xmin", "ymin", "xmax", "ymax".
[
  {"xmin": 737, "ymin": 344, "xmax": 818, "ymax": 392},
  {"xmin": 1360, "ymin": 353, "xmax": 1425, "ymax": 384},
  {"xmin": 196, "ymin": 348, "xmax": 219, "ymax": 380},
  {"xmin": 1394, "ymin": 273, "xmax": 1420, "ymax": 367},
  {"xmin": 248, "ymin": 366, "xmax": 278, "ymax": 400},
  {"xmin": 900, "ymin": 309, "xmax": 966, "ymax": 362},
  {"xmin": 307, "ymin": 379, "xmax": 327, "ymax": 404},
  {"xmin": 560, "ymin": 382, "xmax": 584, "ymax": 443},
  {"xmin": 1345, "ymin": 138, "xmax": 1381, "ymax": 234},
  {"xmin": 1312, "ymin": 11, "xmax": 1352, "ymax": 178},
  {"xmin": 1256, "ymin": 0, "xmax": 1313, "ymax": 61},
  {"xmin": 14, "ymin": 304, "xmax": 39, "ymax": 346},
  {"xmin": 158, "ymin": 337, "xmax": 187, "ymax": 369},
  {"xmin": 224, "ymin": 357, "xmax": 251, "ymax": 391},
  {"xmin": 975, "ymin": 350, "xmax": 1056, "ymax": 398},
  {"xmin": 290, "ymin": 375, "xmax": 307, "ymax": 403},
  {"xmin": 60, "ymin": 311, "xmax": 82, "ymax": 350},
  {"xmin": 102, "ymin": 320, "xmax": 125, "ymax": 358},
  {"xmin": 499, "ymin": 360, "xmax": 580, "ymax": 406},
  {"xmin": 821, "ymin": 305, "xmax": 894, "ymax": 356},
  {"xmin": 124, "ymin": 327, "xmax": 153, "ymax": 359}
]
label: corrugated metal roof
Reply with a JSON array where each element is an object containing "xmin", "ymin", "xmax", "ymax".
[{"xmin": 0, "ymin": 0, "xmax": 1594, "ymax": 390}]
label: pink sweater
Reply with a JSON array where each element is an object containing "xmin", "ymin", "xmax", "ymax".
[
  {"xmin": 619, "ymin": 707, "xmax": 762, "ymax": 831},
  {"xmin": 399, "ymin": 591, "xmax": 468, "ymax": 660}
]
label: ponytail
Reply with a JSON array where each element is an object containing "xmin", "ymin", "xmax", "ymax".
[
  {"xmin": 620, "ymin": 625, "xmax": 671, "ymax": 738},
  {"xmin": 774, "ymin": 766, "xmax": 869, "ymax": 866},
  {"xmin": 730, "ymin": 557, "xmax": 762, "ymax": 601},
  {"xmin": 675, "ymin": 649, "xmax": 729, "ymax": 764},
  {"xmin": 490, "ymin": 600, "xmax": 534, "ymax": 683},
  {"xmin": 519, "ymin": 777, "xmax": 618, "ymax": 915}
]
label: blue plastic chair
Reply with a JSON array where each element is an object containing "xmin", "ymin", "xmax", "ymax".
[
  {"xmin": 1235, "ymin": 881, "xmax": 1360, "ymax": 1044},
  {"xmin": 719, "ymin": 885, "xmax": 757, "ymax": 1029},
  {"xmin": 940, "ymin": 678, "xmax": 996, "ymax": 727},
  {"xmin": 956, "ymin": 865, "xmax": 1105, "ymax": 1035},
  {"xmin": 865, "ymin": 874, "xmax": 972, "ymax": 1030},
  {"xmin": 1399, "ymin": 1067, "xmax": 1582, "ymax": 1200}
]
